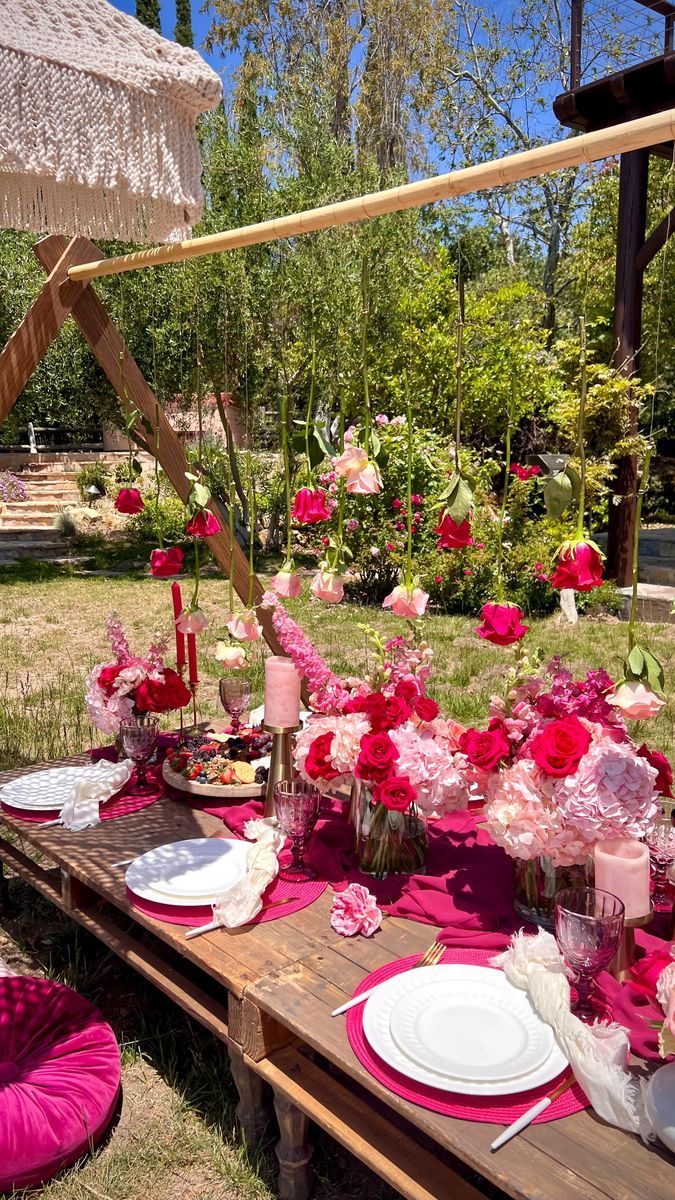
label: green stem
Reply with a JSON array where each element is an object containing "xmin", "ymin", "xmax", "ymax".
[
  {"xmin": 455, "ymin": 274, "xmax": 464, "ymax": 473},
  {"xmin": 246, "ymin": 451, "xmax": 255, "ymax": 608},
  {"xmin": 361, "ymin": 254, "xmax": 371, "ymax": 456},
  {"xmin": 628, "ymin": 445, "xmax": 651, "ymax": 652},
  {"xmin": 496, "ymin": 375, "xmax": 515, "ymax": 602},
  {"xmin": 405, "ymin": 371, "xmax": 413, "ymax": 590},
  {"xmin": 576, "ymin": 316, "xmax": 588, "ymax": 539},
  {"xmin": 154, "ymin": 401, "xmax": 162, "ymax": 548},
  {"xmin": 305, "ymin": 323, "xmax": 316, "ymax": 484},
  {"xmin": 228, "ymin": 482, "xmax": 236, "ymax": 613},
  {"xmin": 281, "ymin": 388, "xmax": 292, "ymax": 561}
]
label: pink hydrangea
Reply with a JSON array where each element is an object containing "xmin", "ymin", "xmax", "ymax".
[
  {"xmin": 390, "ymin": 723, "xmax": 475, "ymax": 816},
  {"xmin": 553, "ymin": 736, "xmax": 660, "ymax": 845},
  {"xmin": 485, "ymin": 760, "xmax": 588, "ymax": 866},
  {"xmin": 330, "ymin": 883, "xmax": 382, "ymax": 937}
]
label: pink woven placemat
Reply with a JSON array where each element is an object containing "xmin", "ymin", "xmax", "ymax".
[
  {"xmin": 346, "ymin": 946, "xmax": 589, "ymax": 1123},
  {"xmin": 1, "ymin": 770, "xmax": 164, "ymax": 825},
  {"xmin": 126, "ymin": 875, "xmax": 327, "ymax": 928}
]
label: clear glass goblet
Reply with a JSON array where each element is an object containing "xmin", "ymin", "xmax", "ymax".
[
  {"xmin": 554, "ymin": 887, "xmax": 625, "ymax": 1022},
  {"xmin": 274, "ymin": 779, "xmax": 321, "ymax": 882},
  {"xmin": 219, "ymin": 676, "xmax": 252, "ymax": 736},
  {"xmin": 120, "ymin": 717, "xmax": 160, "ymax": 791},
  {"xmin": 645, "ymin": 816, "xmax": 675, "ymax": 911}
]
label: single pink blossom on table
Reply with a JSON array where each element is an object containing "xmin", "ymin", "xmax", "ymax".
[
  {"xmin": 177, "ymin": 607, "xmax": 208, "ymax": 634},
  {"xmin": 226, "ymin": 610, "xmax": 263, "ymax": 642},
  {"xmin": 607, "ymin": 681, "xmax": 665, "ymax": 720},
  {"xmin": 215, "ymin": 642, "xmax": 247, "ymax": 669},
  {"xmin": 346, "ymin": 459, "xmax": 383, "ymax": 495},
  {"xmin": 270, "ymin": 569, "xmax": 303, "ymax": 599},
  {"xmin": 330, "ymin": 883, "xmax": 382, "ymax": 937},
  {"xmin": 382, "ymin": 584, "xmax": 429, "ymax": 618},
  {"xmin": 310, "ymin": 567, "xmax": 344, "ymax": 604}
]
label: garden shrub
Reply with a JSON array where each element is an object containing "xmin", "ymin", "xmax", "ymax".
[
  {"xmin": 128, "ymin": 494, "xmax": 188, "ymax": 545},
  {"xmin": 75, "ymin": 462, "xmax": 110, "ymax": 502}
]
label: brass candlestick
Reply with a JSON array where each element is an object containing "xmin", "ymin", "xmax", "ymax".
[
  {"xmin": 189, "ymin": 682, "xmax": 199, "ymax": 733},
  {"xmin": 608, "ymin": 909, "xmax": 653, "ymax": 982},
  {"xmin": 263, "ymin": 722, "xmax": 300, "ymax": 818}
]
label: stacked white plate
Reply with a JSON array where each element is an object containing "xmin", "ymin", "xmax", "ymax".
[
  {"xmin": 362, "ymin": 964, "xmax": 567, "ymax": 1095},
  {"xmin": 125, "ymin": 838, "xmax": 249, "ymax": 906},
  {"xmin": 0, "ymin": 766, "xmax": 110, "ymax": 816}
]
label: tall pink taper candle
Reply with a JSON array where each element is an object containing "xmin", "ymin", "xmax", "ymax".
[
  {"xmin": 171, "ymin": 582, "xmax": 186, "ymax": 670},
  {"xmin": 594, "ymin": 839, "xmax": 651, "ymax": 920},
  {"xmin": 264, "ymin": 656, "xmax": 301, "ymax": 727}
]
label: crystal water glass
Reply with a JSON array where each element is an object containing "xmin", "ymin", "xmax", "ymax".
[
  {"xmin": 554, "ymin": 887, "xmax": 624, "ymax": 1022},
  {"xmin": 120, "ymin": 717, "xmax": 160, "ymax": 791},
  {"xmin": 645, "ymin": 816, "xmax": 675, "ymax": 911},
  {"xmin": 219, "ymin": 676, "xmax": 251, "ymax": 736},
  {"xmin": 274, "ymin": 780, "xmax": 321, "ymax": 882}
]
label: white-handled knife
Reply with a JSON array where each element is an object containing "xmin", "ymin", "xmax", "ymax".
[{"xmin": 490, "ymin": 1074, "xmax": 575, "ymax": 1152}]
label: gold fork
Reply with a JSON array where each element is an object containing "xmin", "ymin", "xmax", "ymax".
[{"xmin": 331, "ymin": 939, "xmax": 445, "ymax": 1016}]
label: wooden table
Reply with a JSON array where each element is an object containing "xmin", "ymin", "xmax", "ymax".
[{"xmin": 0, "ymin": 758, "xmax": 672, "ymax": 1200}]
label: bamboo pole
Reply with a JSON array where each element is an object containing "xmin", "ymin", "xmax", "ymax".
[{"xmin": 68, "ymin": 107, "xmax": 675, "ymax": 282}]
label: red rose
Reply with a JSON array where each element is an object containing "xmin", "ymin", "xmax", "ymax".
[
  {"xmin": 475, "ymin": 601, "xmax": 529, "ymax": 646},
  {"xmin": 394, "ymin": 679, "xmax": 419, "ymax": 705},
  {"xmin": 384, "ymin": 695, "xmax": 412, "ymax": 728},
  {"xmin": 355, "ymin": 732, "xmax": 399, "ymax": 782},
  {"xmin": 185, "ymin": 510, "xmax": 221, "ymax": 538},
  {"xmin": 304, "ymin": 732, "xmax": 341, "ymax": 782},
  {"xmin": 435, "ymin": 513, "xmax": 473, "ymax": 550},
  {"xmin": 150, "ymin": 547, "xmax": 184, "ymax": 578},
  {"xmin": 638, "ymin": 743, "xmax": 673, "ymax": 797},
  {"xmin": 372, "ymin": 775, "xmax": 417, "ymax": 812},
  {"xmin": 415, "ymin": 695, "xmax": 439, "ymax": 722},
  {"xmin": 529, "ymin": 715, "xmax": 592, "ymax": 778},
  {"xmin": 291, "ymin": 487, "xmax": 331, "ymax": 524},
  {"xmin": 459, "ymin": 719, "xmax": 511, "ymax": 771},
  {"xmin": 114, "ymin": 488, "xmax": 144, "ymax": 515},
  {"xmin": 550, "ymin": 541, "xmax": 603, "ymax": 592},
  {"xmin": 135, "ymin": 668, "xmax": 191, "ymax": 713},
  {"xmin": 97, "ymin": 663, "xmax": 123, "ymax": 696}
]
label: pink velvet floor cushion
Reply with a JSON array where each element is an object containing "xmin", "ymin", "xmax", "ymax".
[{"xmin": 0, "ymin": 975, "xmax": 121, "ymax": 1192}]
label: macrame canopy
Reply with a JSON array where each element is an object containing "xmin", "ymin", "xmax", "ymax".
[{"xmin": 0, "ymin": 0, "xmax": 222, "ymax": 244}]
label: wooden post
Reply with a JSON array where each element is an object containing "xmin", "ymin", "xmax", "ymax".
[
  {"xmin": 606, "ymin": 150, "xmax": 649, "ymax": 587},
  {"xmin": 570, "ymin": 0, "xmax": 583, "ymax": 90}
]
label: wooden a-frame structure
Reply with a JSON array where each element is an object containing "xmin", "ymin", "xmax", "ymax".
[{"xmin": 0, "ymin": 233, "xmax": 285, "ymax": 656}]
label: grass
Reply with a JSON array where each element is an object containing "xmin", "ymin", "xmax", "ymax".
[{"xmin": 0, "ymin": 568, "xmax": 673, "ymax": 1197}]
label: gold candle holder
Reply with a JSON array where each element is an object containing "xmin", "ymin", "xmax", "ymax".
[
  {"xmin": 263, "ymin": 722, "xmax": 300, "ymax": 819},
  {"xmin": 189, "ymin": 681, "xmax": 199, "ymax": 733},
  {"xmin": 608, "ymin": 909, "xmax": 653, "ymax": 982}
]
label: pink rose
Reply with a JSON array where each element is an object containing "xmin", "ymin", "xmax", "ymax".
[
  {"xmin": 226, "ymin": 610, "xmax": 262, "ymax": 642},
  {"xmin": 382, "ymin": 584, "xmax": 429, "ymax": 618},
  {"xmin": 177, "ymin": 607, "xmax": 208, "ymax": 634},
  {"xmin": 475, "ymin": 601, "xmax": 528, "ymax": 646},
  {"xmin": 114, "ymin": 487, "xmax": 144, "ymax": 515},
  {"xmin": 375, "ymin": 413, "xmax": 389, "ymax": 425},
  {"xmin": 185, "ymin": 510, "xmax": 221, "ymax": 538},
  {"xmin": 607, "ymin": 681, "xmax": 665, "ymax": 720},
  {"xmin": 270, "ymin": 569, "xmax": 303, "ymax": 599},
  {"xmin": 346, "ymin": 460, "xmax": 383, "ymax": 495},
  {"xmin": 330, "ymin": 883, "xmax": 382, "ymax": 937},
  {"xmin": 149, "ymin": 546, "xmax": 184, "ymax": 577},
  {"xmin": 333, "ymin": 445, "xmax": 367, "ymax": 477},
  {"xmin": 310, "ymin": 568, "xmax": 344, "ymax": 603},
  {"xmin": 215, "ymin": 642, "xmax": 247, "ymax": 669}
]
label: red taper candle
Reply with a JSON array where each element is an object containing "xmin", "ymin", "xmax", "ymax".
[{"xmin": 171, "ymin": 582, "xmax": 186, "ymax": 669}]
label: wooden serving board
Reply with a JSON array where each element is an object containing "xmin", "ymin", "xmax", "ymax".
[{"xmin": 162, "ymin": 761, "xmax": 265, "ymax": 800}]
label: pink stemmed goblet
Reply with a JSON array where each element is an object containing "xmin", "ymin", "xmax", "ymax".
[
  {"xmin": 219, "ymin": 676, "xmax": 251, "ymax": 736},
  {"xmin": 274, "ymin": 780, "xmax": 321, "ymax": 882},
  {"xmin": 645, "ymin": 816, "xmax": 675, "ymax": 911},
  {"xmin": 554, "ymin": 887, "xmax": 624, "ymax": 1022},
  {"xmin": 120, "ymin": 717, "xmax": 159, "ymax": 792}
]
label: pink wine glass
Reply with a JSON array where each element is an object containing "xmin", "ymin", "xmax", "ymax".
[
  {"xmin": 120, "ymin": 717, "xmax": 159, "ymax": 792},
  {"xmin": 555, "ymin": 887, "xmax": 624, "ymax": 1022},
  {"xmin": 274, "ymin": 780, "xmax": 321, "ymax": 882},
  {"xmin": 219, "ymin": 676, "xmax": 251, "ymax": 736}
]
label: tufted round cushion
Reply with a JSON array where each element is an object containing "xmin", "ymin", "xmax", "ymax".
[{"xmin": 0, "ymin": 975, "xmax": 121, "ymax": 1192}]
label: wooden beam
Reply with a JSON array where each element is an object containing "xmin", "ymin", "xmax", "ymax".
[
  {"xmin": 635, "ymin": 203, "xmax": 675, "ymax": 269},
  {"xmin": 570, "ymin": 0, "xmax": 583, "ymax": 90},
  {"xmin": 66, "ymin": 106, "xmax": 675, "ymax": 282},
  {"xmin": 0, "ymin": 238, "xmax": 101, "ymax": 420},
  {"xmin": 33, "ymin": 236, "xmax": 284, "ymax": 657}
]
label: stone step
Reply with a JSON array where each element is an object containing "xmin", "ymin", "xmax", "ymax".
[
  {"xmin": 0, "ymin": 514, "xmax": 58, "ymax": 528},
  {"xmin": 618, "ymin": 583, "xmax": 675, "ymax": 624},
  {"xmin": 638, "ymin": 562, "xmax": 675, "ymax": 587},
  {"xmin": 0, "ymin": 542, "xmax": 68, "ymax": 562},
  {"xmin": 0, "ymin": 527, "xmax": 65, "ymax": 542}
]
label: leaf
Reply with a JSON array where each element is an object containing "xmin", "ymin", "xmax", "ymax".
[
  {"xmin": 191, "ymin": 482, "xmax": 211, "ymax": 509},
  {"xmin": 307, "ymin": 433, "xmax": 324, "ymax": 470},
  {"xmin": 542, "ymin": 470, "xmax": 573, "ymax": 519},
  {"xmin": 370, "ymin": 429, "xmax": 381, "ymax": 460},
  {"xmin": 185, "ymin": 472, "xmax": 198, "ymax": 483},
  {"xmin": 291, "ymin": 430, "xmax": 307, "ymax": 456},
  {"xmin": 642, "ymin": 648, "xmax": 666, "ymax": 694},
  {"xmin": 131, "ymin": 458, "xmax": 143, "ymax": 477},
  {"xmin": 627, "ymin": 645, "xmax": 645, "ymax": 678},
  {"xmin": 313, "ymin": 422, "xmax": 335, "ymax": 459},
  {"xmin": 444, "ymin": 474, "xmax": 474, "ymax": 524}
]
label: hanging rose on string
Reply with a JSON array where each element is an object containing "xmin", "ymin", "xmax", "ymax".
[
  {"xmin": 114, "ymin": 487, "xmax": 144, "ymax": 515},
  {"xmin": 550, "ymin": 539, "xmax": 603, "ymax": 591},
  {"xmin": 186, "ymin": 509, "xmax": 221, "ymax": 538},
  {"xmin": 226, "ymin": 610, "xmax": 263, "ymax": 642},
  {"xmin": 311, "ymin": 564, "xmax": 344, "ymax": 604},
  {"xmin": 333, "ymin": 445, "xmax": 382, "ymax": 495},
  {"xmin": 215, "ymin": 641, "xmax": 248, "ymax": 670},
  {"xmin": 114, "ymin": 404, "xmax": 145, "ymax": 515},
  {"xmin": 270, "ymin": 563, "xmax": 303, "ymax": 599},
  {"xmin": 177, "ymin": 606, "xmax": 208, "ymax": 634},
  {"xmin": 291, "ymin": 486, "xmax": 331, "ymax": 524},
  {"xmin": 150, "ymin": 547, "xmax": 184, "ymax": 578},
  {"xmin": 435, "ymin": 512, "xmax": 473, "ymax": 550},
  {"xmin": 383, "ymin": 581, "xmax": 429, "ymax": 619},
  {"xmin": 607, "ymin": 642, "xmax": 666, "ymax": 720},
  {"xmin": 476, "ymin": 601, "xmax": 529, "ymax": 646}
]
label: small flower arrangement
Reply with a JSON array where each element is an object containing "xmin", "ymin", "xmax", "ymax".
[{"xmin": 86, "ymin": 614, "xmax": 191, "ymax": 735}]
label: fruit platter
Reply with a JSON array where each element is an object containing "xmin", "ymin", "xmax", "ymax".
[{"xmin": 162, "ymin": 730, "xmax": 272, "ymax": 799}]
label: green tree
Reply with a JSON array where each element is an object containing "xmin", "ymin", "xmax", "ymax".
[
  {"xmin": 135, "ymin": 0, "xmax": 161, "ymax": 34},
  {"xmin": 174, "ymin": 0, "xmax": 194, "ymax": 47}
]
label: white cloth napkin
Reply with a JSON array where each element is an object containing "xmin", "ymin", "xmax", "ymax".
[
  {"xmin": 0, "ymin": 956, "xmax": 15, "ymax": 978},
  {"xmin": 60, "ymin": 760, "xmax": 133, "ymax": 831},
  {"xmin": 492, "ymin": 930, "xmax": 651, "ymax": 1138},
  {"xmin": 211, "ymin": 818, "xmax": 285, "ymax": 929}
]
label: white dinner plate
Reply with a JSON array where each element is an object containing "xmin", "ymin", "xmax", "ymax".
[
  {"xmin": 126, "ymin": 838, "xmax": 249, "ymax": 905},
  {"xmin": 363, "ymin": 964, "xmax": 568, "ymax": 1096},
  {"xmin": 0, "ymin": 766, "xmax": 112, "ymax": 812},
  {"xmin": 389, "ymin": 974, "xmax": 553, "ymax": 1083}
]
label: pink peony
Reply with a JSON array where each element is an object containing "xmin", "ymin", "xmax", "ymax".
[
  {"xmin": 270, "ymin": 569, "xmax": 303, "ymax": 599},
  {"xmin": 330, "ymin": 883, "xmax": 382, "ymax": 937},
  {"xmin": 215, "ymin": 642, "xmax": 247, "ymax": 669},
  {"xmin": 607, "ymin": 681, "xmax": 665, "ymax": 720},
  {"xmin": 382, "ymin": 584, "xmax": 429, "ymax": 618},
  {"xmin": 177, "ymin": 607, "xmax": 208, "ymax": 634},
  {"xmin": 226, "ymin": 610, "xmax": 262, "ymax": 642},
  {"xmin": 149, "ymin": 547, "xmax": 184, "ymax": 578},
  {"xmin": 310, "ymin": 568, "xmax": 344, "ymax": 604}
]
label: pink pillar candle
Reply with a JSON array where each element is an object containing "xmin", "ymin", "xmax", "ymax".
[
  {"xmin": 594, "ymin": 839, "xmax": 651, "ymax": 920},
  {"xmin": 264, "ymin": 656, "xmax": 301, "ymax": 728},
  {"xmin": 171, "ymin": 582, "xmax": 186, "ymax": 669}
]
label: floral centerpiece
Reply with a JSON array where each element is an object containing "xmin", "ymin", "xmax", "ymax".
[
  {"xmin": 460, "ymin": 657, "xmax": 663, "ymax": 923},
  {"xmin": 86, "ymin": 614, "xmax": 191, "ymax": 735}
]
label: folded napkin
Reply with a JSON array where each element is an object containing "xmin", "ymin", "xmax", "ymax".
[
  {"xmin": 493, "ymin": 930, "xmax": 651, "ymax": 1137},
  {"xmin": 211, "ymin": 818, "xmax": 285, "ymax": 929},
  {"xmin": 61, "ymin": 760, "xmax": 133, "ymax": 831},
  {"xmin": 0, "ymin": 956, "xmax": 15, "ymax": 978}
]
